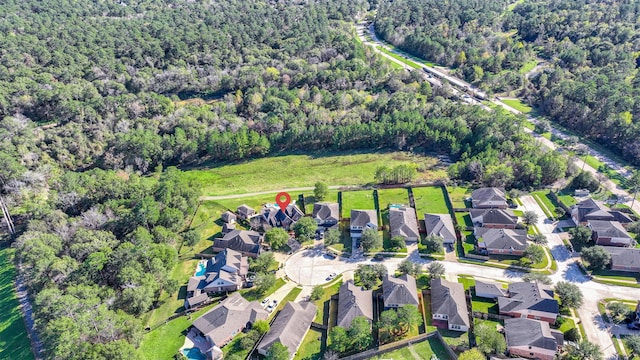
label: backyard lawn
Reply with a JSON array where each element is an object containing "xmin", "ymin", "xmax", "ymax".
[
  {"xmin": 377, "ymin": 188, "xmax": 410, "ymax": 208},
  {"xmin": 294, "ymin": 329, "xmax": 323, "ymax": 360},
  {"xmin": 314, "ymin": 281, "xmax": 343, "ymax": 323},
  {"xmin": 446, "ymin": 186, "xmax": 471, "ymax": 209},
  {"xmin": 413, "ymin": 186, "xmax": 451, "ymax": 215},
  {"xmin": 0, "ymin": 248, "xmax": 34, "ymax": 360},
  {"xmin": 183, "ymin": 151, "xmax": 442, "ymax": 196},
  {"xmin": 341, "ymin": 190, "xmax": 376, "ymax": 218},
  {"xmin": 371, "ymin": 336, "xmax": 452, "ymax": 360}
]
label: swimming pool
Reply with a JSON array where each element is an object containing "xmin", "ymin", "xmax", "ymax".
[
  {"xmin": 181, "ymin": 347, "xmax": 206, "ymax": 360},
  {"xmin": 194, "ymin": 262, "xmax": 206, "ymax": 276}
]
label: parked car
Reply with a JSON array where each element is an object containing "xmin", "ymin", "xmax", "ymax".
[
  {"xmin": 261, "ymin": 298, "xmax": 270, "ymax": 306},
  {"xmin": 266, "ymin": 304, "xmax": 275, "ymax": 313},
  {"xmin": 325, "ymin": 251, "xmax": 337, "ymax": 259},
  {"xmin": 326, "ymin": 272, "xmax": 337, "ymax": 281}
]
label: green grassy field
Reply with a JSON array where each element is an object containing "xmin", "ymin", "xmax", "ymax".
[
  {"xmin": 413, "ymin": 186, "xmax": 450, "ymax": 215},
  {"xmin": 378, "ymin": 47, "xmax": 422, "ymax": 69},
  {"xmin": 530, "ymin": 191, "xmax": 557, "ymax": 219},
  {"xmin": 138, "ymin": 302, "xmax": 219, "ymax": 360},
  {"xmin": 519, "ymin": 59, "xmax": 538, "ymax": 74},
  {"xmin": 371, "ymin": 336, "xmax": 452, "ymax": 360},
  {"xmin": 341, "ymin": 190, "xmax": 376, "ymax": 218},
  {"xmin": 378, "ymin": 188, "xmax": 410, "ymax": 208},
  {"xmin": 446, "ymin": 187, "xmax": 471, "ymax": 209},
  {"xmin": 184, "ymin": 152, "xmax": 442, "ymax": 196},
  {"xmin": 501, "ymin": 99, "xmax": 533, "ymax": 114},
  {"xmin": 294, "ymin": 329, "xmax": 323, "ymax": 360},
  {"xmin": 0, "ymin": 249, "xmax": 34, "ymax": 360}
]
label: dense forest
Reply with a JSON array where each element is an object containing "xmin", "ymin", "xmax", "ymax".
[
  {"xmin": 0, "ymin": 0, "xmax": 568, "ymax": 359},
  {"xmin": 375, "ymin": 0, "xmax": 640, "ymax": 165}
]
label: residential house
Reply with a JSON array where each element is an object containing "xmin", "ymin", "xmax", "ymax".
[
  {"xmin": 571, "ymin": 198, "xmax": 633, "ymax": 226},
  {"xmin": 389, "ymin": 206, "xmax": 420, "ymax": 243},
  {"xmin": 337, "ymin": 280, "xmax": 374, "ymax": 328},
  {"xmin": 382, "ymin": 274, "xmax": 419, "ymax": 309},
  {"xmin": 186, "ymin": 276, "xmax": 207, "ymax": 298},
  {"xmin": 260, "ymin": 203, "xmax": 304, "ymax": 230},
  {"xmin": 212, "ymin": 230, "xmax": 262, "ymax": 258},
  {"xmin": 498, "ymin": 282, "xmax": 559, "ymax": 324},
  {"xmin": 471, "ymin": 188, "xmax": 508, "ymax": 209},
  {"xmin": 350, "ymin": 210, "xmax": 378, "ymax": 239},
  {"xmin": 236, "ymin": 204, "xmax": 256, "ymax": 220},
  {"xmin": 257, "ymin": 302, "xmax": 317, "ymax": 359},
  {"xmin": 430, "ymin": 278, "xmax": 470, "ymax": 332},
  {"xmin": 470, "ymin": 209, "xmax": 518, "ymax": 229},
  {"xmin": 504, "ymin": 318, "xmax": 563, "ymax": 360},
  {"xmin": 424, "ymin": 214, "xmax": 456, "ymax": 244},
  {"xmin": 474, "ymin": 280, "xmax": 507, "ymax": 300},
  {"xmin": 185, "ymin": 293, "xmax": 209, "ymax": 309},
  {"xmin": 192, "ymin": 293, "xmax": 268, "ymax": 357},
  {"xmin": 588, "ymin": 220, "xmax": 633, "ymax": 247},
  {"xmin": 312, "ymin": 202, "xmax": 340, "ymax": 229},
  {"xmin": 201, "ymin": 249, "xmax": 249, "ymax": 293},
  {"xmin": 475, "ymin": 227, "xmax": 528, "ymax": 255},
  {"xmin": 221, "ymin": 211, "xmax": 237, "ymax": 224},
  {"xmin": 602, "ymin": 246, "xmax": 640, "ymax": 272}
]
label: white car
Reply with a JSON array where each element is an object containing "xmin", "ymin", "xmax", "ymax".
[
  {"xmin": 266, "ymin": 304, "xmax": 275, "ymax": 313},
  {"xmin": 261, "ymin": 298, "xmax": 270, "ymax": 306}
]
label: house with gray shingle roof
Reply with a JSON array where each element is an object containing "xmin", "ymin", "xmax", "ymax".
[
  {"xmin": 424, "ymin": 213, "xmax": 456, "ymax": 244},
  {"xmin": 185, "ymin": 293, "xmax": 210, "ymax": 309},
  {"xmin": 470, "ymin": 209, "xmax": 518, "ymax": 229},
  {"xmin": 382, "ymin": 274, "xmax": 419, "ymax": 309},
  {"xmin": 430, "ymin": 278, "xmax": 470, "ymax": 332},
  {"xmin": 389, "ymin": 207, "xmax": 420, "ymax": 243},
  {"xmin": 221, "ymin": 211, "xmax": 237, "ymax": 224},
  {"xmin": 602, "ymin": 246, "xmax": 640, "ymax": 272},
  {"xmin": 337, "ymin": 280, "xmax": 373, "ymax": 328},
  {"xmin": 212, "ymin": 229, "xmax": 262, "ymax": 258},
  {"xmin": 236, "ymin": 204, "xmax": 256, "ymax": 220},
  {"xmin": 498, "ymin": 282, "xmax": 559, "ymax": 324},
  {"xmin": 350, "ymin": 210, "xmax": 378, "ymax": 239},
  {"xmin": 257, "ymin": 302, "xmax": 317, "ymax": 359},
  {"xmin": 474, "ymin": 280, "xmax": 507, "ymax": 300},
  {"xmin": 571, "ymin": 198, "xmax": 633, "ymax": 226},
  {"xmin": 475, "ymin": 227, "xmax": 528, "ymax": 255},
  {"xmin": 505, "ymin": 318, "xmax": 563, "ymax": 360},
  {"xmin": 312, "ymin": 202, "xmax": 339, "ymax": 229},
  {"xmin": 260, "ymin": 204, "xmax": 304, "ymax": 230},
  {"xmin": 471, "ymin": 188, "xmax": 507, "ymax": 209},
  {"xmin": 588, "ymin": 220, "xmax": 633, "ymax": 247},
  {"xmin": 192, "ymin": 293, "xmax": 268, "ymax": 355}
]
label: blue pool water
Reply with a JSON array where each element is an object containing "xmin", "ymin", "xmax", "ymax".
[
  {"xmin": 195, "ymin": 262, "xmax": 206, "ymax": 276},
  {"xmin": 182, "ymin": 348, "xmax": 206, "ymax": 360}
]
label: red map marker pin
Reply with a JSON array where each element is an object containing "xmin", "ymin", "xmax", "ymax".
[{"xmin": 275, "ymin": 192, "xmax": 291, "ymax": 214}]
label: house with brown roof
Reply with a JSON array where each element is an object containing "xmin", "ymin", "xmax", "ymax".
[
  {"xmin": 471, "ymin": 188, "xmax": 507, "ymax": 209},
  {"xmin": 424, "ymin": 213, "xmax": 456, "ymax": 244},
  {"xmin": 498, "ymin": 282, "xmax": 559, "ymax": 324},
  {"xmin": 312, "ymin": 202, "xmax": 339, "ymax": 229},
  {"xmin": 470, "ymin": 209, "xmax": 518, "ymax": 229},
  {"xmin": 389, "ymin": 206, "xmax": 420, "ymax": 243},
  {"xmin": 212, "ymin": 229, "xmax": 262, "ymax": 258},
  {"xmin": 430, "ymin": 278, "xmax": 470, "ymax": 332},
  {"xmin": 588, "ymin": 220, "xmax": 633, "ymax": 247},
  {"xmin": 602, "ymin": 246, "xmax": 640, "ymax": 272},
  {"xmin": 337, "ymin": 280, "xmax": 373, "ymax": 328},
  {"xmin": 236, "ymin": 204, "xmax": 256, "ymax": 220},
  {"xmin": 571, "ymin": 198, "xmax": 633, "ymax": 226},
  {"xmin": 257, "ymin": 302, "xmax": 317, "ymax": 359},
  {"xmin": 475, "ymin": 227, "xmax": 528, "ymax": 255},
  {"xmin": 192, "ymin": 293, "xmax": 268, "ymax": 356},
  {"xmin": 382, "ymin": 274, "xmax": 419, "ymax": 309},
  {"xmin": 504, "ymin": 318, "xmax": 563, "ymax": 360},
  {"xmin": 350, "ymin": 210, "xmax": 378, "ymax": 239}
]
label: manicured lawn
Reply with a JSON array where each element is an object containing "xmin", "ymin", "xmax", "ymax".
[
  {"xmin": 557, "ymin": 194, "xmax": 577, "ymax": 207},
  {"xmin": 592, "ymin": 269, "xmax": 640, "ymax": 284},
  {"xmin": 501, "ymin": 99, "xmax": 533, "ymax": 114},
  {"xmin": 371, "ymin": 336, "xmax": 452, "ymax": 360},
  {"xmin": 184, "ymin": 151, "xmax": 441, "ymax": 196},
  {"xmin": 0, "ymin": 249, "xmax": 34, "ymax": 360},
  {"xmin": 378, "ymin": 188, "xmax": 410, "ymax": 208},
  {"xmin": 471, "ymin": 297, "xmax": 498, "ymax": 314},
  {"xmin": 530, "ymin": 191, "xmax": 557, "ymax": 219},
  {"xmin": 455, "ymin": 212, "xmax": 473, "ymax": 227},
  {"xmin": 294, "ymin": 329, "xmax": 323, "ymax": 360},
  {"xmin": 314, "ymin": 281, "xmax": 343, "ymax": 323},
  {"xmin": 519, "ymin": 59, "xmax": 538, "ymax": 74},
  {"xmin": 557, "ymin": 316, "xmax": 577, "ymax": 334},
  {"xmin": 241, "ymin": 278, "xmax": 286, "ymax": 302},
  {"xmin": 273, "ymin": 287, "xmax": 303, "ymax": 314},
  {"xmin": 138, "ymin": 302, "xmax": 219, "ymax": 360},
  {"xmin": 413, "ymin": 186, "xmax": 450, "ymax": 215},
  {"xmin": 341, "ymin": 190, "xmax": 376, "ymax": 218},
  {"xmin": 457, "ymin": 276, "xmax": 475, "ymax": 290},
  {"xmin": 438, "ymin": 328, "xmax": 469, "ymax": 347},
  {"xmin": 446, "ymin": 187, "xmax": 471, "ymax": 209}
]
